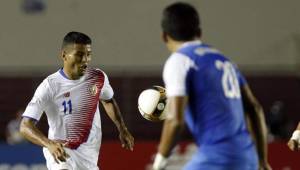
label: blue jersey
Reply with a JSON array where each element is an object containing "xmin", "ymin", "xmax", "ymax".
[{"xmin": 163, "ymin": 40, "xmax": 258, "ymax": 168}]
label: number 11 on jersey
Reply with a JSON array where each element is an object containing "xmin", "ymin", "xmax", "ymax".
[{"xmin": 62, "ymin": 100, "xmax": 72, "ymax": 115}]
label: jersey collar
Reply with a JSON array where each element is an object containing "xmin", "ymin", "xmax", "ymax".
[
  {"xmin": 58, "ymin": 68, "xmax": 86, "ymax": 83},
  {"xmin": 59, "ymin": 68, "xmax": 70, "ymax": 80}
]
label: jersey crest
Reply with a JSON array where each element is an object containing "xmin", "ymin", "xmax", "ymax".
[{"xmin": 89, "ymin": 84, "xmax": 98, "ymax": 96}]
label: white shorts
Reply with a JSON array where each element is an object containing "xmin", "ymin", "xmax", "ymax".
[
  {"xmin": 43, "ymin": 122, "xmax": 102, "ymax": 170},
  {"xmin": 43, "ymin": 142, "xmax": 99, "ymax": 170},
  {"xmin": 43, "ymin": 137, "xmax": 101, "ymax": 170},
  {"xmin": 43, "ymin": 147, "xmax": 100, "ymax": 170}
]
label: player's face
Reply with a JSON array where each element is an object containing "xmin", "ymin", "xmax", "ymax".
[{"xmin": 62, "ymin": 44, "xmax": 92, "ymax": 79}]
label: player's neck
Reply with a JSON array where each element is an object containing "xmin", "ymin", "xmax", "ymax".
[
  {"xmin": 168, "ymin": 41, "xmax": 184, "ymax": 52},
  {"xmin": 62, "ymin": 67, "xmax": 80, "ymax": 80},
  {"xmin": 168, "ymin": 38, "xmax": 200, "ymax": 52}
]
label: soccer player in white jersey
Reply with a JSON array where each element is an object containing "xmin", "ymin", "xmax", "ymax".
[{"xmin": 20, "ymin": 31, "xmax": 134, "ymax": 170}]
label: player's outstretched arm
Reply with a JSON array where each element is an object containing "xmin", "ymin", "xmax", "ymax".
[
  {"xmin": 153, "ymin": 96, "xmax": 187, "ymax": 170},
  {"xmin": 241, "ymin": 84, "xmax": 271, "ymax": 170},
  {"xmin": 101, "ymin": 98, "xmax": 134, "ymax": 151},
  {"xmin": 20, "ymin": 117, "xmax": 69, "ymax": 163},
  {"xmin": 287, "ymin": 122, "xmax": 300, "ymax": 151}
]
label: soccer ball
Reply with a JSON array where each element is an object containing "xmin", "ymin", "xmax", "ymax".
[{"xmin": 138, "ymin": 86, "xmax": 167, "ymax": 121}]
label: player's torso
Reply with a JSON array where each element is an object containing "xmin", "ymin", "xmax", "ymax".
[
  {"xmin": 45, "ymin": 68, "xmax": 104, "ymax": 148},
  {"xmin": 177, "ymin": 43, "xmax": 252, "ymax": 149}
]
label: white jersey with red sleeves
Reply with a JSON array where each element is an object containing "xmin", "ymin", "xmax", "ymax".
[{"xmin": 23, "ymin": 67, "xmax": 114, "ymax": 169}]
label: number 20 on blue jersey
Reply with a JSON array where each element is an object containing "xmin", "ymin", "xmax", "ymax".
[{"xmin": 215, "ymin": 60, "xmax": 241, "ymax": 99}]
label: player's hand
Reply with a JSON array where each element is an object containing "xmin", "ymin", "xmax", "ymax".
[
  {"xmin": 287, "ymin": 139, "xmax": 299, "ymax": 151},
  {"xmin": 119, "ymin": 127, "xmax": 134, "ymax": 151},
  {"xmin": 46, "ymin": 140, "xmax": 69, "ymax": 163}
]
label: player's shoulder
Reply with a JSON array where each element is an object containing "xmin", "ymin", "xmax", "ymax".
[
  {"xmin": 167, "ymin": 51, "xmax": 196, "ymax": 65},
  {"xmin": 38, "ymin": 69, "xmax": 68, "ymax": 94},
  {"xmin": 88, "ymin": 67, "xmax": 109, "ymax": 81},
  {"xmin": 176, "ymin": 42, "xmax": 220, "ymax": 61},
  {"xmin": 195, "ymin": 45, "xmax": 221, "ymax": 57},
  {"xmin": 44, "ymin": 70, "xmax": 62, "ymax": 85},
  {"xmin": 46, "ymin": 70, "xmax": 61, "ymax": 79},
  {"xmin": 89, "ymin": 67, "xmax": 103, "ymax": 73},
  {"xmin": 32, "ymin": 71, "xmax": 60, "ymax": 95},
  {"xmin": 88, "ymin": 67, "xmax": 106, "ymax": 76},
  {"xmin": 192, "ymin": 43, "xmax": 230, "ymax": 64},
  {"xmin": 164, "ymin": 52, "xmax": 198, "ymax": 72},
  {"xmin": 169, "ymin": 52, "xmax": 188, "ymax": 60}
]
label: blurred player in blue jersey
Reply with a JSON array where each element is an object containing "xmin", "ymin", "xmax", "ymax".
[{"xmin": 153, "ymin": 2, "xmax": 271, "ymax": 170}]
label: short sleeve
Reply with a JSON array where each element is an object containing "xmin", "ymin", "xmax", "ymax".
[
  {"xmin": 22, "ymin": 79, "xmax": 52, "ymax": 121},
  {"xmin": 100, "ymin": 72, "xmax": 114, "ymax": 100},
  {"xmin": 163, "ymin": 53, "xmax": 197, "ymax": 97}
]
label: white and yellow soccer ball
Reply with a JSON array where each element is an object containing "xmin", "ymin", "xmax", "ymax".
[{"xmin": 138, "ymin": 86, "xmax": 167, "ymax": 121}]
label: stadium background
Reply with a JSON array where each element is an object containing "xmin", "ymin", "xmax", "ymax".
[{"xmin": 1, "ymin": 0, "xmax": 300, "ymax": 169}]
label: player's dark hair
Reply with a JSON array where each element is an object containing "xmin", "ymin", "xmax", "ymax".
[
  {"xmin": 161, "ymin": 2, "xmax": 201, "ymax": 41},
  {"xmin": 62, "ymin": 31, "xmax": 91, "ymax": 48}
]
